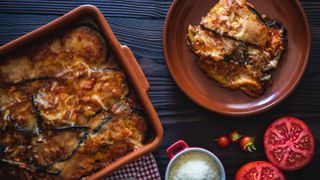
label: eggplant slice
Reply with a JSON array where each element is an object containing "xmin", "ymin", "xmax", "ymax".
[
  {"xmin": 0, "ymin": 26, "xmax": 108, "ymax": 84},
  {"xmin": 32, "ymin": 81, "xmax": 88, "ymax": 129},
  {"xmin": 32, "ymin": 69, "xmax": 128, "ymax": 129},
  {"xmin": 200, "ymin": 0, "xmax": 270, "ymax": 47},
  {"xmin": 187, "ymin": 26, "xmax": 266, "ymax": 96},
  {"xmin": 200, "ymin": 0, "xmax": 286, "ymax": 51},
  {"xmin": 30, "ymin": 129, "xmax": 88, "ymax": 167},
  {"xmin": 0, "ymin": 87, "xmax": 39, "ymax": 134},
  {"xmin": 87, "ymin": 111, "xmax": 112, "ymax": 133},
  {"xmin": 73, "ymin": 69, "xmax": 129, "ymax": 114},
  {"xmin": 0, "ymin": 159, "xmax": 61, "ymax": 176},
  {"xmin": 52, "ymin": 112, "xmax": 147, "ymax": 179},
  {"xmin": 187, "ymin": 25, "xmax": 240, "ymax": 61},
  {"xmin": 197, "ymin": 56, "xmax": 264, "ymax": 97},
  {"xmin": 0, "ymin": 129, "xmax": 30, "ymax": 161}
]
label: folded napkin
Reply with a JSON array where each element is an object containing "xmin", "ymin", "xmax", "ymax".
[{"xmin": 105, "ymin": 154, "xmax": 161, "ymax": 180}]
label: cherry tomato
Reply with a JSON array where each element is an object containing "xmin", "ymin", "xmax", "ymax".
[
  {"xmin": 229, "ymin": 130, "xmax": 242, "ymax": 143},
  {"xmin": 239, "ymin": 136, "xmax": 256, "ymax": 152},
  {"xmin": 216, "ymin": 135, "xmax": 230, "ymax": 148}
]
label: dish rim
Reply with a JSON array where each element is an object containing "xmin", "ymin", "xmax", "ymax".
[{"xmin": 162, "ymin": 0, "xmax": 311, "ymax": 116}]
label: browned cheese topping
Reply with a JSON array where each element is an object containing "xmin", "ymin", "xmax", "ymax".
[
  {"xmin": 187, "ymin": 0, "xmax": 287, "ymax": 97},
  {"xmin": 0, "ymin": 26, "xmax": 147, "ymax": 179}
]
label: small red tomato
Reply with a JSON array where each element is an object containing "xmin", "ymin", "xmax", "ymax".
[
  {"xmin": 229, "ymin": 130, "xmax": 242, "ymax": 143},
  {"xmin": 239, "ymin": 136, "xmax": 256, "ymax": 152},
  {"xmin": 216, "ymin": 135, "xmax": 230, "ymax": 148}
]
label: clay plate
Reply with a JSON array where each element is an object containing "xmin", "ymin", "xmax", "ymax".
[
  {"xmin": 0, "ymin": 5, "xmax": 163, "ymax": 179},
  {"xmin": 163, "ymin": 0, "xmax": 310, "ymax": 116}
]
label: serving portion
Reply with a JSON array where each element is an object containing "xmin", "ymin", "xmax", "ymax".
[
  {"xmin": 0, "ymin": 26, "xmax": 147, "ymax": 179},
  {"xmin": 187, "ymin": 0, "xmax": 287, "ymax": 97}
]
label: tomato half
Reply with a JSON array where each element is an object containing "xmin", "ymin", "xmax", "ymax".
[
  {"xmin": 263, "ymin": 117, "xmax": 315, "ymax": 171},
  {"xmin": 235, "ymin": 161, "xmax": 285, "ymax": 180}
]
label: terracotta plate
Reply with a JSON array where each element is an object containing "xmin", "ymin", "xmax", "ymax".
[{"xmin": 163, "ymin": 0, "xmax": 310, "ymax": 116}]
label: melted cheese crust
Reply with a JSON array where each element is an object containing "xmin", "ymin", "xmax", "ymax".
[
  {"xmin": 200, "ymin": 0, "xmax": 269, "ymax": 47},
  {"xmin": 187, "ymin": 0, "xmax": 286, "ymax": 97},
  {"xmin": 0, "ymin": 26, "xmax": 147, "ymax": 179},
  {"xmin": 187, "ymin": 25, "xmax": 240, "ymax": 61}
]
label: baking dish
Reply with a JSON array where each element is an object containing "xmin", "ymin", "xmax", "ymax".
[{"xmin": 0, "ymin": 5, "xmax": 163, "ymax": 179}]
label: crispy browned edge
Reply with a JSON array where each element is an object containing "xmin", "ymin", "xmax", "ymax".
[{"xmin": 0, "ymin": 5, "xmax": 163, "ymax": 179}]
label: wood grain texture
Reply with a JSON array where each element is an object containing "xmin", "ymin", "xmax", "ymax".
[{"xmin": 0, "ymin": 0, "xmax": 320, "ymax": 179}]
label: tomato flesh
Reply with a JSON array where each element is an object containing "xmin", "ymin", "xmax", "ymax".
[
  {"xmin": 264, "ymin": 117, "xmax": 314, "ymax": 171},
  {"xmin": 235, "ymin": 161, "xmax": 285, "ymax": 180}
]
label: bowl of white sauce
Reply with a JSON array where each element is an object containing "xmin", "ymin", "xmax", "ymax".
[{"xmin": 165, "ymin": 140, "xmax": 226, "ymax": 180}]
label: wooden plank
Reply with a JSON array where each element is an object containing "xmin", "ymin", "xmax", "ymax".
[
  {"xmin": 0, "ymin": 0, "xmax": 320, "ymax": 179},
  {"xmin": 0, "ymin": 0, "xmax": 172, "ymax": 18}
]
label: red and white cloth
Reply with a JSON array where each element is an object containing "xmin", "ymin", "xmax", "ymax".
[{"xmin": 105, "ymin": 154, "xmax": 161, "ymax": 180}]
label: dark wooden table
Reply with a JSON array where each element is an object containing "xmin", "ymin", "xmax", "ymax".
[{"xmin": 0, "ymin": 0, "xmax": 319, "ymax": 179}]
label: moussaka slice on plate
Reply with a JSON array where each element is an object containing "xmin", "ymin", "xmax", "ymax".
[
  {"xmin": 187, "ymin": 25, "xmax": 263, "ymax": 96},
  {"xmin": 187, "ymin": 0, "xmax": 287, "ymax": 97}
]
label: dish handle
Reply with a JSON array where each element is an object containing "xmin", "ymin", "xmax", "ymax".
[
  {"xmin": 166, "ymin": 140, "xmax": 189, "ymax": 160},
  {"xmin": 121, "ymin": 45, "xmax": 150, "ymax": 92}
]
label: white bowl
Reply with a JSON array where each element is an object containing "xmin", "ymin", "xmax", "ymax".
[{"xmin": 165, "ymin": 140, "xmax": 226, "ymax": 180}]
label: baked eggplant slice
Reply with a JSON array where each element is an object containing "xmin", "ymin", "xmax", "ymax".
[
  {"xmin": 32, "ymin": 80, "xmax": 88, "ymax": 128},
  {"xmin": 0, "ymin": 87, "xmax": 39, "ymax": 134},
  {"xmin": 0, "ymin": 159, "xmax": 61, "ymax": 176},
  {"xmin": 188, "ymin": 26, "xmax": 271, "ymax": 79},
  {"xmin": 30, "ymin": 129, "xmax": 88, "ymax": 167},
  {"xmin": 74, "ymin": 69, "xmax": 129, "ymax": 114},
  {"xmin": 0, "ymin": 129, "xmax": 30, "ymax": 163},
  {"xmin": 187, "ymin": 23, "xmax": 286, "ymax": 96},
  {"xmin": 197, "ymin": 56, "xmax": 264, "ymax": 97},
  {"xmin": 52, "ymin": 112, "xmax": 147, "ymax": 179},
  {"xmin": 32, "ymin": 69, "xmax": 128, "ymax": 129},
  {"xmin": 187, "ymin": 25, "xmax": 240, "ymax": 61},
  {"xmin": 87, "ymin": 111, "xmax": 112, "ymax": 133},
  {"xmin": 200, "ymin": 0, "xmax": 270, "ymax": 47},
  {"xmin": 88, "ymin": 96, "xmax": 144, "ymax": 134},
  {"xmin": 0, "ymin": 26, "xmax": 108, "ymax": 84},
  {"xmin": 53, "ymin": 140, "xmax": 135, "ymax": 179},
  {"xmin": 188, "ymin": 25, "xmax": 286, "ymax": 74}
]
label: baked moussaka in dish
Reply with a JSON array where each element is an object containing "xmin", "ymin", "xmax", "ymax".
[
  {"xmin": 187, "ymin": 0, "xmax": 287, "ymax": 97},
  {"xmin": 0, "ymin": 26, "xmax": 147, "ymax": 179}
]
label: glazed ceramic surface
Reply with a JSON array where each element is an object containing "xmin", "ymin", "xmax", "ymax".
[
  {"xmin": 163, "ymin": 0, "xmax": 310, "ymax": 116},
  {"xmin": 0, "ymin": 5, "xmax": 163, "ymax": 179}
]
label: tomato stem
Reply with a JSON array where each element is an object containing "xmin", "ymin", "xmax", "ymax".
[
  {"xmin": 244, "ymin": 136, "xmax": 256, "ymax": 153},
  {"xmin": 233, "ymin": 134, "xmax": 242, "ymax": 141}
]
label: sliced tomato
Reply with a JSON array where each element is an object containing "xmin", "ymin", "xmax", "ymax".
[
  {"xmin": 263, "ymin": 117, "xmax": 315, "ymax": 171},
  {"xmin": 235, "ymin": 161, "xmax": 285, "ymax": 180}
]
